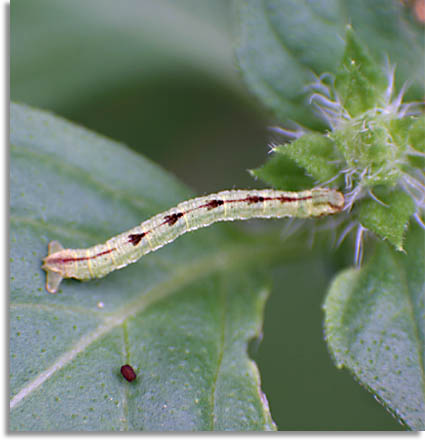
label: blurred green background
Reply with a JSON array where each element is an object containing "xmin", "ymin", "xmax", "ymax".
[{"xmin": 11, "ymin": 0, "xmax": 404, "ymax": 429}]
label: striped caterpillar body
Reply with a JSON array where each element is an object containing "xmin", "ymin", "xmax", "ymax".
[{"xmin": 42, "ymin": 188, "xmax": 344, "ymax": 293}]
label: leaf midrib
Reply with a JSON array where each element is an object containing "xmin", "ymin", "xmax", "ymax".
[{"xmin": 210, "ymin": 283, "xmax": 226, "ymax": 430}]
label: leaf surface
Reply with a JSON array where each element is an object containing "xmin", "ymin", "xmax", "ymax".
[
  {"xmin": 334, "ymin": 26, "xmax": 387, "ymax": 116},
  {"xmin": 250, "ymin": 153, "xmax": 314, "ymax": 191},
  {"xmin": 10, "ymin": 103, "xmax": 276, "ymax": 431},
  {"xmin": 273, "ymin": 134, "xmax": 339, "ymax": 183},
  {"xmin": 323, "ymin": 225, "xmax": 425, "ymax": 430},
  {"xmin": 11, "ymin": 0, "xmax": 237, "ymax": 110},
  {"xmin": 355, "ymin": 190, "xmax": 416, "ymax": 251}
]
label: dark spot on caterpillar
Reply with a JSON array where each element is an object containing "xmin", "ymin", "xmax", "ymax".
[
  {"xmin": 120, "ymin": 364, "xmax": 137, "ymax": 382},
  {"xmin": 247, "ymin": 196, "xmax": 263, "ymax": 204},
  {"xmin": 164, "ymin": 212, "xmax": 184, "ymax": 226},
  {"xmin": 279, "ymin": 197, "xmax": 292, "ymax": 203},
  {"xmin": 128, "ymin": 233, "xmax": 145, "ymax": 246},
  {"xmin": 205, "ymin": 199, "xmax": 224, "ymax": 210}
]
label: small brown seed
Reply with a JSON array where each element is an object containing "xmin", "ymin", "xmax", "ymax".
[{"xmin": 120, "ymin": 364, "xmax": 136, "ymax": 382}]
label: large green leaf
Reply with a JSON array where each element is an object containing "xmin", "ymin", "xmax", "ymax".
[
  {"xmin": 9, "ymin": 103, "xmax": 277, "ymax": 431},
  {"xmin": 323, "ymin": 225, "xmax": 425, "ymax": 430},
  {"xmin": 234, "ymin": 0, "xmax": 425, "ymax": 127},
  {"xmin": 11, "ymin": 0, "xmax": 237, "ymax": 111}
]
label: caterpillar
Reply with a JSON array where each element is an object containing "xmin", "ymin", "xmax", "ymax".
[{"xmin": 42, "ymin": 188, "xmax": 344, "ymax": 293}]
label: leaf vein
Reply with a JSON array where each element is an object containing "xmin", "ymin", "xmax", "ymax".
[{"xmin": 210, "ymin": 282, "xmax": 226, "ymax": 430}]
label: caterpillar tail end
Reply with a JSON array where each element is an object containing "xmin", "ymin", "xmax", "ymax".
[{"xmin": 42, "ymin": 240, "xmax": 64, "ymax": 294}]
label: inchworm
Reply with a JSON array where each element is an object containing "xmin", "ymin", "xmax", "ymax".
[{"xmin": 42, "ymin": 188, "xmax": 344, "ymax": 293}]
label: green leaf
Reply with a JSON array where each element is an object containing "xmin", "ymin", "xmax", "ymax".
[
  {"xmin": 334, "ymin": 26, "xmax": 387, "ymax": 116},
  {"xmin": 323, "ymin": 225, "xmax": 425, "ymax": 430},
  {"xmin": 355, "ymin": 190, "xmax": 416, "ymax": 251},
  {"xmin": 273, "ymin": 133, "xmax": 340, "ymax": 184},
  {"xmin": 408, "ymin": 115, "xmax": 425, "ymax": 160},
  {"xmin": 394, "ymin": 115, "xmax": 425, "ymax": 170},
  {"xmin": 406, "ymin": 116, "xmax": 425, "ymax": 169},
  {"xmin": 10, "ymin": 103, "xmax": 277, "ymax": 431},
  {"xmin": 11, "ymin": 0, "xmax": 236, "ymax": 110},
  {"xmin": 234, "ymin": 0, "xmax": 424, "ymax": 126},
  {"xmin": 249, "ymin": 153, "xmax": 314, "ymax": 190}
]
